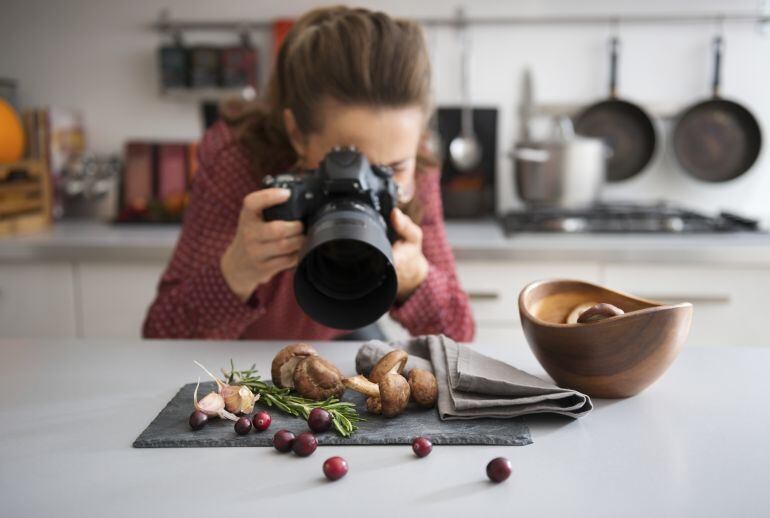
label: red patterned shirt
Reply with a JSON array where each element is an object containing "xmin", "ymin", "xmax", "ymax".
[{"xmin": 142, "ymin": 122, "xmax": 475, "ymax": 341}]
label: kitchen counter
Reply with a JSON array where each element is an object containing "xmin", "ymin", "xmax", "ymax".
[
  {"xmin": 0, "ymin": 337, "xmax": 767, "ymax": 517},
  {"xmin": 2, "ymin": 220, "xmax": 770, "ymax": 265}
]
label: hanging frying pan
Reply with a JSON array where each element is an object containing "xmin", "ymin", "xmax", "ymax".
[
  {"xmin": 672, "ymin": 36, "xmax": 762, "ymax": 182},
  {"xmin": 574, "ymin": 37, "xmax": 657, "ymax": 182}
]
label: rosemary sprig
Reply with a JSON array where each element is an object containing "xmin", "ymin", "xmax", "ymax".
[{"xmin": 223, "ymin": 361, "xmax": 363, "ymax": 437}]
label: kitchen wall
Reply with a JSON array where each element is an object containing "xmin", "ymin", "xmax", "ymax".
[{"xmin": 2, "ymin": 0, "xmax": 769, "ymax": 223}]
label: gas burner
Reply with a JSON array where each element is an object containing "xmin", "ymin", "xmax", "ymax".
[{"xmin": 500, "ymin": 202, "xmax": 762, "ymax": 235}]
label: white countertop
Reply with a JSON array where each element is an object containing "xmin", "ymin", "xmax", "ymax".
[
  {"xmin": 0, "ymin": 337, "xmax": 768, "ymax": 517},
  {"xmin": 2, "ymin": 220, "xmax": 770, "ymax": 265}
]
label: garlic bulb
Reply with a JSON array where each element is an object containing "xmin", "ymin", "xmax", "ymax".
[{"xmin": 194, "ymin": 361, "xmax": 259, "ymax": 414}]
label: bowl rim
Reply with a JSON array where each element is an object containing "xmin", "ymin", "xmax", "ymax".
[{"xmin": 518, "ymin": 278, "xmax": 694, "ymax": 329}]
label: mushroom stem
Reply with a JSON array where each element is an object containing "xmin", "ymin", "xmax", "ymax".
[{"xmin": 343, "ymin": 375, "xmax": 380, "ymax": 398}]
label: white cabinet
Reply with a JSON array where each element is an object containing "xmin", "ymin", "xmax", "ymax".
[
  {"xmin": 603, "ymin": 264, "xmax": 770, "ymax": 347},
  {"xmin": 378, "ymin": 261, "xmax": 601, "ymax": 343},
  {"xmin": 0, "ymin": 261, "xmax": 77, "ymax": 339},
  {"xmin": 457, "ymin": 261, "xmax": 602, "ymax": 324},
  {"xmin": 2, "ymin": 251, "xmax": 768, "ymax": 347},
  {"xmin": 78, "ymin": 261, "xmax": 165, "ymax": 339}
]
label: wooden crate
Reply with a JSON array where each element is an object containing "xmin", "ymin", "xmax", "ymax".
[{"xmin": 0, "ymin": 159, "xmax": 52, "ymax": 237}]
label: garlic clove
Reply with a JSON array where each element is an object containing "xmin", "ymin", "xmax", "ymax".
[
  {"xmin": 220, "ymin": 384, "xmax": 242, "ymax": 413},
  {"xmin": 194, "ymin": 360, "xmax": 259, "ymax": 416},
  {"xmin": 193, "ymin": 378, "xmax": 225, "ymax": 416},
  {"xmin": 217, "ymin": 407, "xmax": 239, "ymax": 422},
  {"xmin": 221, "ymin": 384, "xmax": 259, "ymax": 414},
  {"xmin": 236, "ymin": 385, "xmax": 259, "ymax": 414},
  {"xmin": 193, "ymin": 379, "xmax": 239, "ymax": 421}
]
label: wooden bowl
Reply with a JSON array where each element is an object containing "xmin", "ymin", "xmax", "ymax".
[{"xmin": 518, "ymin": 279, "xmax": 693, "ymax": 398}]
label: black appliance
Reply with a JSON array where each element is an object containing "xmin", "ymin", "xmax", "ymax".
[{"xmin": 437, "ymin": 107, "xmax": 497, "ymax": 218}]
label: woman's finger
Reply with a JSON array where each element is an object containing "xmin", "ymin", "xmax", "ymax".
[
  {"xmin": 261, "ymin": 252, "xmax": 300, "ymax": 277},
  {"xmin": 255, "ymin": 235, "xmax": 306, "ymax": 260},
  {"xmin": 391, "ymin": 208, "xmax": 422, "ymax": 244},
  {"xmin": 255, "ymin": 219, "xmax": 304, "ymax": 241},
  {"xmin": 242, "ymin": 188, "xmax": 292, "ymax": 218}
]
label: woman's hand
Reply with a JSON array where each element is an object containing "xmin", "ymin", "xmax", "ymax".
[
  {"xmin": 390, "ymin": 208, "xmax": 429, "ymax": 302},
  {"xmin": 220, "ymin": 188, "xmax": 306, "ymax": 301}
]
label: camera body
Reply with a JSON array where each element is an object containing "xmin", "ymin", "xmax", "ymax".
[
  {"xmin": 261, "ymin": 147, "xmax": 400, "ymax": 330},
  {"xmin": 262, "ymin": 146, "xmax": 398, "ymax": 236}
]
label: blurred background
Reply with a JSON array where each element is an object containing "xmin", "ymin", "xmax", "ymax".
[{"xmin": 1, "ymin": 0, "xmax": 769, "ymax": 346}]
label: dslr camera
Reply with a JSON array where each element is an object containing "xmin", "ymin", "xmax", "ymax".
[{"xmin": 263, "ymin": 146, "xmax": 399, "ymax": 330}]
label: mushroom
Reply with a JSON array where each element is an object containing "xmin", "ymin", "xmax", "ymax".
[
  {"xmin": 407, "ymin": 368, "xmax": 438, "ymax": 408},
  {"xmin": 292, "ymin": 356, "xmax": 345, "ymax": 401},
  {"xmin": 368, "ymin": 349, "xmax": 408, "ymax": 384},
  {"xmin": 344, "ymin": 373, "xmax": 411, "ymax": 418},
  {"xmin": 365, "ymin": 397, "xmax": 381, "ymax": 414},
  {"xmin": 271, "ymin": 343, "xmax": 318, "ymax": 388},
  {"xmin": 577, "ymin": 303, "xmax": 625, "ymax": 324},
  {"xmin": 566, "ymin": 302, "xmax": 599, "ymax": 324}
]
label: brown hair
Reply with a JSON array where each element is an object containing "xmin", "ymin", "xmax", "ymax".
[{"xmin": 225, "ymin": 6, "xmax": 437, "ymax": 221}]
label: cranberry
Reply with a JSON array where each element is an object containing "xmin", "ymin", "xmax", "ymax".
[
  {"xmin": 189, "ymin": 411, "xmax": 208, "ymax": 431},
  {"xmin": 307, "ymin": 408, "xmax": 332, "ymax": 433},
  {"xmin": 234, "ymin": 416, "xmax": 252, "ymax": 435},
  {"xmin": 412, "ymin": 436, "xmax": 433, "ymax": 457},
  {"xmin": 323, "ymin": 456, "xmax": 348, "ymax": 481},
  {"xmin": 292, "ymin": 432, "xmax": 318, "ymax": 457},
  {"xmin": 486, "ymin": 457, "xmax": 512, "ymax": 483},
  {"xmin": 252, "ymin": 411, "xmax": 271, "ymax": 432},
  {"xmin": 273, "ymin": 430, "xmax": 295, "ymax": 453}
]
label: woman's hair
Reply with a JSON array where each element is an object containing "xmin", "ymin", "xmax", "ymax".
[{"xmin": 226, "ymin": 6, "xmax": 437, "ymax": 219}]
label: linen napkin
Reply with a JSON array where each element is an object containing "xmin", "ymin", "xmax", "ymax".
[{"xmin": 355, "ymin": 335, "xmax": 592, "ymax": 420}]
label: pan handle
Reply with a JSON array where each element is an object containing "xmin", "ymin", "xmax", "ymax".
[
  {"xmin": 609, "ymin": 37, "xmax": 620, "ymax": 98},
  {"xmin": 712, "ymin": 36, "xmax": 723, "ymax": 98}
]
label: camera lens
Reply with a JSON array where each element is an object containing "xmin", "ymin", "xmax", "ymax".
[
  {"xmin": 294, "ymin": 202, "xmax": 397, "ymax": 330},
  {"xmin": 307, "ymin": 240, "xmax": 389, "ymax": 301}
]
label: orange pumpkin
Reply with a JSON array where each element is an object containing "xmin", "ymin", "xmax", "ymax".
[{"xmin": 0, "ymin": 99, "xmax": 25, "ymax": 163}]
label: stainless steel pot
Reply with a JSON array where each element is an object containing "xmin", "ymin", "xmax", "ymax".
[{"xmin": 512, "ymin": 117, "xmax": 606, "ymax": 208}]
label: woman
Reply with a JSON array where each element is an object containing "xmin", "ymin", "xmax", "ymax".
[{"xmin": 143, "ymin": 6, "xmax": 475, "ymax": 342}]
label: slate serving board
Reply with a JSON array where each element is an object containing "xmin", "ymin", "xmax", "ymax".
[{"xmin": 133, "ymin": 382, "xmax": 532, "ymax": 447}]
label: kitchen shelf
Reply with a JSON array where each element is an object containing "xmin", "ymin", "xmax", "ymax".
[
  {"xmin": 160, "ymin": 86, "xmax": 256, "ymax": 102},
  {"xmin": 150, "ymin": 10, "xmax": 769, "ymax": 33},
  {"xmin": 533, "ymin": 101, "xmax": 683, "ymax": 120}
]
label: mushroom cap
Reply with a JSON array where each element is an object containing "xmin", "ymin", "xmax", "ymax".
[
  {"xmin": 368, "ymin": 349, "xmax": 408, "ymax": 384},
  {"xmin": 292, "ymin": 356, "xmax": 345, "ymax": 401},
  {"xmin": 407, "ymin": 368, "xmax": 438, "ymax": 408},
  {"xmin": 566, "ymin": 301, "xmax": 599, "ymax": 324},
  {"xmin": 378, "ymin": 373, "xmax": 411, "ymax": 418},
  {"xmin": 271, "ymin": 343, "xmax": 318, "ymax": 388},
  {"xmin": 577, "ymin": 303, "xmax": 625, "ymax": 324}
]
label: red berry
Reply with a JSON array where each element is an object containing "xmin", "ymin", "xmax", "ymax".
[
  {"xmin": 189, "ymin": 411, "xmax": 208, "ymax": 431},
  {"xmin": 234, "ymin": 416, "xmax": 252, "ymax": 435},
  {"xmin": 252, "ymin": 411, "xmax": 271, "ymax": 432},
  {"xmin": 273, "ymin": 430, "xmax": 295, "ymax": 452},
  {"xmin": 486, "ymin": 457, "xmax": 512, "ymax": 483},
  {"xmin": 292, "ymin": 432, "xmax": 318, "ymax": 457},
  {"xmin": 412, "ymin": 437, "xmax": 433, "ymax": 457},
  {"xmin": 307, "ymin": 408, "xmax": 332, "ymax": 433},
  {"xmin": 322, "ymin": 456, "xmax": 349, "ymax": 481}
]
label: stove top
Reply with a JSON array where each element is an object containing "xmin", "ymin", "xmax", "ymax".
[{"xmin": 500, "ymin": 202, "xmax": 763, "ymax": 234}]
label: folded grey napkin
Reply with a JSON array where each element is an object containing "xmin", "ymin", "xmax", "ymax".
[{"xmin": 356, "ymin": 335, "xmax": 592, "ymax": 420}]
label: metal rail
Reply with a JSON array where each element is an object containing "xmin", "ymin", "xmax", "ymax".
[{"xmin": 150, "ymin": 10, "xmax": 769, "ymax": 33}]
